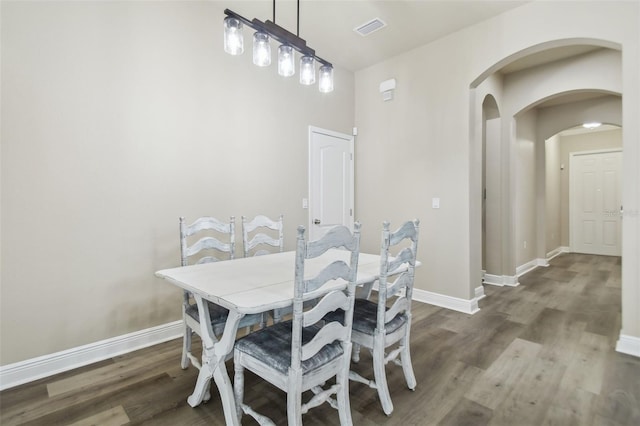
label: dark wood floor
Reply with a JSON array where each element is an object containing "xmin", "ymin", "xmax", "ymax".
[{"xmin": 2, "ymin": 253, "xmax": 639, "ymax": 425}]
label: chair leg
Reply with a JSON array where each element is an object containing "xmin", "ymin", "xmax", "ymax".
[
  {"xmin": 372, "ymin": 335, "xmax": 393, "ymax": 415},
  {"xmin": 233, "ymin": 355, "xmax": 245, "ymax": 422},
  {"xmin": 286, "ymin": 372, "xmax": 303, "ymax": 426},
  {"xmin": 181, "ymin": 324, "xmax": 192, "ymax": 369},
  {"xmin": 337, "ymin": 348, "xmax": 354, "ymax": 426},
  {"xmin": 400, "ymin": 329, "xmax": 417, "ymax": 390},
  {"xmin": 352, "ymin": 343, "xmax": 361, "ymax": 363}
]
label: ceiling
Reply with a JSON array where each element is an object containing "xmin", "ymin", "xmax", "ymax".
[
  {"xmin": 216, "ymin": 1, "xmax": 531, "ymax": 72},
  {"xmin": 218, "ymin": 1, "xmax": 617, "ymax": 110}
]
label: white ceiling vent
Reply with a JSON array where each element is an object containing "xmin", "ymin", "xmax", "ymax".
[{"xmin": 354, "ymin": 18, "xmax": 387, "ymax": 36}]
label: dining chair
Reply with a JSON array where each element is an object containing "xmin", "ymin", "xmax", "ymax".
[
  {"xmin": 330, "ymin": 219, "xmax": 420, "ymax": 416},
  {"xmin": 241, "ymin": 214, "xmax": 284, "ymax": 257},
  {"xmin": 179, "ymin": 216, "xmax": 263, "ymax": 371},
  {"xmin": 233, "ymin": 223, "xmax": 361, "ymax": 426},
  {"xmin": 243, "ymin": 214, "xmax": 292, "ymax": 324}
]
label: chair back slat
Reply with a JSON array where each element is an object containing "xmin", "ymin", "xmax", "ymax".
[
  {"xmin": 385, "ymin": 296, "xmax": 410, "ymax": 323},
  {"xmin": 242, "ymin": 214, "xmax": 284, "ymax": 257},
  {"xmin": 194, "ymin": 256, "xmax": 220, "ymax": 265},
  {"xmin": 303, "ymin": 290, "xmax": 350, "ymax": 327},
  {"xmin": 306, "ymin": 225, "xmax": 359, "ymax": 258},
  {"xmin": 388, "ymin": 220, "xmax": 419, "ymax": 246},
  {"xmin": 386, "ymin": 247, "xmax": 416, "ymax": 275},
  {"xmin": 185, "ymin": 237, "xmax": 233, "ymax": 258},
  {"xmin": 187, "ymin": 216, "xmax": 233, "ymax": 236},
  {"xmin": 247, "ymin": 233, "xmax": 281, "ymax": 250},
  {"xmin": 384, "ymin": 271, "xmax": 412, "ymax": 299},
  {"xmin": 301, "ymin": 322, "xmax": 349, "ymax": 361},
  {"xmin": 304, "ymin": 261, "xmax": 351, "ymax": 294}
]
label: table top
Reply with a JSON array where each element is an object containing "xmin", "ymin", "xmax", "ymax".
[{"xmin": 155, "ymin": 250, "xmax": 382, "ymax": 314}]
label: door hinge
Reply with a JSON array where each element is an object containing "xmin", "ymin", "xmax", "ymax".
[{"xmin": 350, "ymin": 208, "xmax": 353, "ymax": 216}]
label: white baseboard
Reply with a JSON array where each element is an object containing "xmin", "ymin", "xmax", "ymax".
[
  {"xmin": 413, "ymin": 288, "xmax": 480, "ymax": 315},
  {"xmin": 546, "ymin": 246, "xmax": 570, "ymax": 261},
  {"xmin": 483, "ymin": 273, "xmax": 520, "ymax": 287},
  {"xmin": 616, "ymin": 334, "xmax": 640, "ymax": 358},
  {"xmin": 516, "ymin": 258, "xmax": 548, "ymax": 277},
  {"xmin": 0, "ymin": 320, "xmax": 183, "ymax": 391},
  {"xmin": 474, "ymin": 285, "xmax": 486, "ymax": 301}
]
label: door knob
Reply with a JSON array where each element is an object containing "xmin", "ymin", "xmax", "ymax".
[{"xmin": 314, "ymin": 219, "xmax": 321, "ymax": 225}]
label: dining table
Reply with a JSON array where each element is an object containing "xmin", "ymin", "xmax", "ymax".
[{"xmin": 155, "ymin": 249, "xmax": 387, "ymax": 426}]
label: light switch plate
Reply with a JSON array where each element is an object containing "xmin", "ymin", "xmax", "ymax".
[{"xmin": 432, "ymin": 198, "xmax": 440, "ymax": 209}]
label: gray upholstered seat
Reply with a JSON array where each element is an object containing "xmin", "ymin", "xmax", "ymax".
[
  {"xmin": 184, "ymin": 302, "xmax": 228, "ymax": 324},
  {"xmin": 326, "ymin": 298, "xmax": 408, "ymax": 335},
  {"xmin": 233, "ymin": 224, "xmax": 361, "ymax": 425},
  {"xmin": 235, "ymin": 321, "xmax": 343, "ymax": 375}
]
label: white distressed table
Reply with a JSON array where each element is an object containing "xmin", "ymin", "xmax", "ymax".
[{"xmin": 155, "ymin": 249, "xmax": 383, "ymax": 426}]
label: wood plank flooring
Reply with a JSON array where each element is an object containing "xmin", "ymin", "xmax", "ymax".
[{"xmin": 1, "ymin": 253, "xmax": 639, "ymax": 425}]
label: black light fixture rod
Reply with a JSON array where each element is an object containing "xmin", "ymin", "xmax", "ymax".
[
  {"xmin": 224, "ymin": 8, "xmax": 332, "ymax": 68},
  {"xmin": 297, "ymin": 0, "xmax": 300, "ymax": 37}
]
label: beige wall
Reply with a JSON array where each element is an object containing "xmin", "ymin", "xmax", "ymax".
[
  {"xmin": 545, "ymin": 134, "xmax": 562, "ymax": 254},
  {"xmin": 0, "ymin": 2, "xmax": 355, "ymax": 364},
  {"xmin": 355, "ymin": 0, "xmax": 639, "ymax": 341},
  {"xmin": 2, "ymin": 1, "xmax": 639, "ymax": 367},
  {"xmin": 514, "ymin": 110, "xmax": 537, "ymax": 267}
]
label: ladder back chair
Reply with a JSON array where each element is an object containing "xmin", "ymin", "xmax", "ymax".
[
  {"xmin": 242, "ymin": 214, "xmax": 289, "ymax": 324},
  {"xmin": 345, "ymin": 219, "xmax": 420, "ymax": 415},
  {"xmin": 179, "ymin": 216, "xmax": 263, "ymax": 372},
  {"xmin": 233, "ymin": 223, "xmax": 361, "ymax": 426},
  {"xmin": 241, "ymin": 214, "xmax": 284, "ymax": 257}
]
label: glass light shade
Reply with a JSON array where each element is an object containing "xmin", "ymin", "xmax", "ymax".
[
  {"xmin": 278, "ymin": 45, "xmax": 295, "ymax": 77},
  {"xmin": 252, "ymin": 32, "xmax": 271, "ymax": 67},
  {"xmin": 318, "ymin": 65, "xmax": 334, "ymax": 93},
  {"xmin": 300, "ymin": 56, "xmax": 315, "ymax": 85},
  {"xmin": 223, "ymin": 17, "xmax": 244, "ymax": 55}
]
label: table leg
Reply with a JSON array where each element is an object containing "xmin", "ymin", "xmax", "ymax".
[{"xmin": 187, "ymin": 295, "xmax": 242, "ymax": 426}]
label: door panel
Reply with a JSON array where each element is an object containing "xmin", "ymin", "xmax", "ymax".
[
  {"xmin": 571, "ymin": 150, "xmax": 622, "ymax": 256},
  {"xmin": 309, "ymin": 127, "xmax": 354, "ymax": 241}
]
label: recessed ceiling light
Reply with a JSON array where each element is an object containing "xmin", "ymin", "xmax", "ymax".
[
  {"xmin": 583, "ymin": 122, "xmax": 602, "ymax": 129},
  {"xmin": 354, "ymin": 18, "xmax": 387, "ymax": 36}
]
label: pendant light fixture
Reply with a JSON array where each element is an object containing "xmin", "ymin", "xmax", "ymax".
[
  {"xmin": 278, "ymin": 45, "xmax": 295, "ymax": 77},
  {"xmin": 223, "ymin": 0, "xmax": 334, "ymax": 93},
  {"xmin": 252, "ymin": 32, "xmax": 271, "ymax": 66}
]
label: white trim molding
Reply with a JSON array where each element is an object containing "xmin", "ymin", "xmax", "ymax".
[
  {"xmin": 546, "ymin": 246, "xmax": 570, "ymax": 261},
  {"xmin": 0, "ymin": 320, "xmax": 183, "ymax": 391},
  {"xmin": 413, "ymin": 288, "xmax": 480, "ymax": 315},
  {"xmin": 475, "ymin": 285, "xmax": 486, "ymax": 301},
  {"xmin": 483, "ymin": 273, "xmax": 520, "ymax": 287},
  {"xmin": 616, "ymin": 334, "xmax": 640, "ymax": 358},
  {"xmin": 516, "ymin": 258, "xmax": 549, "ymax": 277}
]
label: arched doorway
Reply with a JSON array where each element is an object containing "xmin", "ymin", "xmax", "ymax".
[{"xmin": 470, "ymin": 41, "xmax": 622, "ymax": 289}]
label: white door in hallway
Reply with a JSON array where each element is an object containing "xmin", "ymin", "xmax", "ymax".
[
  {"xmin": 570, "ymin": 150, "xmax": 622, "ymax": 256},
  {"xmin": 308, "ymin": 126, "xmax": 354, "ymax": 241}
]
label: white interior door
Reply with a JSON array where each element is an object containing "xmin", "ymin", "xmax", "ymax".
[
  {"xmin": 308, "ymin": 126, "xmax": 354, "ymax": 241},
  {"xmin": 570, "ymin": 150, "xmax": 622, "ymax": 256}
]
